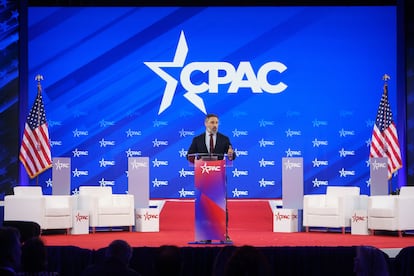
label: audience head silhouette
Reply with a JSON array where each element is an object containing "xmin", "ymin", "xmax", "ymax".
[
  {"xmin": 105, "ymin": 239, "xmax": 133, "ymax": 265},
  {"xmin": 0, "ymin": 226, "xmax": 21, "ymax": 275},
  {"xmin": 153, "ymin": 245, "xmax": 182, "ymax": 276},
  {"xmin": 81, "ymin": 239, "xmax": 140, "ymax": 276},
  {"xmin": 224, "ymin": 245, "xmax": 271, "ymax": 276},
  {"xmin": 20, "ymin": 236, "xmax": 52, "ymax": 273}
]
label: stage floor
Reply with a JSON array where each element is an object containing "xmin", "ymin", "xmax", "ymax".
[{"xmin": 41, "ymin": 200, "xmax": 414, "ymax": 258}]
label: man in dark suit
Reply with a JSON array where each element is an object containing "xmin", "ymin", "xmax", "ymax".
[
  {"xmin": 187, "ymin": 113, "xmax": 235, "ymax": 243},
  {"xmin": 187, "ymin": 113, "xmax": 235, "ymax": 162}
]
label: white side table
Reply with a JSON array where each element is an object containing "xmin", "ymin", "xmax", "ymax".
[
  {"xmin": 135, "ymin": 208, "xmax": 160, "ymax": 232},
  {"xmin": 273, "ymin": 208, "xmax": 298, "ymax": 232},
  {"xmin": 71, "ymin": 210, "xmax": 89, "ymax": 234},
  {"xmin": 351, "ymin": 209, "xmax": 369, "ymax": 235}
]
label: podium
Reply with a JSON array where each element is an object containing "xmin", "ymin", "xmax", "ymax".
[{"xmin": 188, "ymin": 153, "xmax": 232, "ymax": 244}]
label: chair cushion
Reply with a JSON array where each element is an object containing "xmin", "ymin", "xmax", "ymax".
[
  {"xmin": 98, "ymin": 196, "xmax": 113, "ymax": 207},
  {"xmin": 45, "ymin": 207, "xmax": 71, "ymax": 217},
  {"xmin": 79, "ymin": 186, "xmax": 112, "ymax": 197},
  {"xmin": 400, "ymin": 186, "xmax": 414, "ymax": 197},
  {"xmin": 368, "ymin": 208, "xmax": 396, "ymax": 218},
  {"xmin": 325, "ymin": 197, "xmax": 339, "ymax": 208},
  {"xmin": 99, "ymin": 207, "xmax": 131, "ymax": 215},
  {"xmin": 306, "ymin": 207, "xmax": 339, "ymax": 216}
]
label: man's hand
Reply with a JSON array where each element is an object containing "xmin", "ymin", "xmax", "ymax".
[{"xmin": 227, "ymin": 145, "xmax": 234, "ymax": 160}]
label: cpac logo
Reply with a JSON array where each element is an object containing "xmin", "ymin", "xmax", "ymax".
[
  {"xmin": 54, "ymin": 159, "xmax": 70, "ymax": 170},
  {"xmin": 200, "ymin": 162, "xmax": 221, "ymax": 174},
  {"xmin": 179, "ymin": 188, "xmax": 195, "ymax": 197},
  {"xmin": 99, "ymin": 178, "xmax": 114, "ymax": 186},
  {"xmin": 152, "ymin": 179, "xmax": 168, "ymax": 187},
  {"xmin": 339, "ymin": 168, "xmax": 355, "ymax": 177},
  {"xmin": 72, "ymin": 168, "xmax": 88, "ymax": 177},
  {"xmin": 352, "ymin": 213, "xmax": 367, "ymax": 223},
  {"xmin": 72, "ymin": 148, "xmax": 88, "ymax": 157},
  {"xmin": 312, "ymin": 178, "xmax": 328, "ymax": 187},
  {"xmin": 75, "ymin": 212, "xmax": 89, "ymax": 222},
  {"xmin": 144, "ymin": 31, "xmax": 288, "ymax": 114},
  {"xmin": 275, "ymin": 212, "xmax": 297, "ymax": 221},
  {"xmin": 136, "ymin": 212, "xmax": 159, "ymax": 221},
  {"xmin": 370, "ymin": 159, "xmax": 387, "ymax": 170},
  {"xmin": 130, "ymin": 159, "xmax": 148, "ymax": 169},
  {"xmin": 283, "ymin": 159, "xmax": 301, "ymax": 170}
]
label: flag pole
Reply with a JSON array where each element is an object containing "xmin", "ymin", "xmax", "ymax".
[
  {"xmin": 35, "ymin": 74, "xmax": 44, "ymax": 186},
  {"xmin": 19, "ymin": 73, "xmax": 52, "ymax": 180},
  {"xmin": 382, "ymin": 74, "xmax": 391, "ymax": 194}
]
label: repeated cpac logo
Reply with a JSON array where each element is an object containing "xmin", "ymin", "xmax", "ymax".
[
  {"xmin": 200, "ymin": 162, "xmax": 221, "ymax": 174},
  {"xmin": 145, "ymin": 31, "xmax": 288, "ymax": 114},
  {"xmin": 136, "ymin": 211, "xmax": 159, "ymax": 221},
  {"xmin": 352, "ymin": 213, "xmax": 367, "ymax": 223},
  {"xmin": 75, "ymin": 212, "xmax": 89, "ymax": 222},
  {"xmin": 274, "ymin": 211, "xmax": 298, "ymax": 221}
]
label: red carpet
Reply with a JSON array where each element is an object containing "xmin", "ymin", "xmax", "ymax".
[{"xmin": 41, "ymin": 200, "xmax": 414, "ymax": 250}]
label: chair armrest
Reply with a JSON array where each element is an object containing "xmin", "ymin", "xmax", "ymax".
[
  {"xmin": 4, "ymin": 196, "xmax": 46, "ymax": 226},
  {"xmin": 397, "ymin": 197, "xmax": 414, "ymax": 229}
]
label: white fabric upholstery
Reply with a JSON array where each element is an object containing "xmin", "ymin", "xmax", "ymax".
[
  {"xmin": 77, "ymin": 186, "xmax": 135, "ymax": 232},
  {"xmin": 400, "ymin": 186, "xmax": 414, "ymax": 196},
  {"xmin": 4, "ymin": 186, "xmax": 73, "ymax": 232},
  {"xmin": 368, "ymin": 186, "xmax": 414, "ymax": 237},
  {"xmin": 303, "ymin": 186, "xmax": 366, "ymax": 233}
]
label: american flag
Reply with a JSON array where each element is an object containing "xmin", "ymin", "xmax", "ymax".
[
  {"xmin": 19, "ymin": 77, "xmax": 52, "ymax": 178},
  {"xmin": 370, "ymin": 78, "xmax": 402, "ymax": 179}
]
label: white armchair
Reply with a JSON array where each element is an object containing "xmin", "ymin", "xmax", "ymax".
[
  {"xmin": 76, "ymin": 186, "xmax": 135, "ymax": 233},
  {"xmin": 368, "ymin": 186, "xmax": 414, "ymax": 237},
  {"xmin": 303, "ymin": 186, "xmax": 366, "ymax": 234},
  {"xmin": 4, "ymin": 186, "xmax": 73, "ymax": 233}
]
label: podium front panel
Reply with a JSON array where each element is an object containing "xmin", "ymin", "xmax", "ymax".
[
  {"xmin": 282, "ymin": 157, "xmax": 303, "ymax": 209},
  {"xmin": 52, "ymin": 157, "xmax": 71, "ymax": 195},
  {"xmin": 194, "ymin": 159, "xmax": 226, "ymax": 241},
  {"xmin": 369, "ymin": 157, "xmax": 388, "ymax": 195},
  {"xmin": 128, "ymin": 157, "xmax": 150, "ymax": 208}
]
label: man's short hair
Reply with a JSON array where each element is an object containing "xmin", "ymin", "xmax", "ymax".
[{"xmin": 205, "ymin": 113, "xmax": 218, "ymax": 121}]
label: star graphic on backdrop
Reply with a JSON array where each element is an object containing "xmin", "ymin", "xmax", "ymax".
[{"xmin": 145, "ymin": 31, "xmax": 200, "ymax": 114}]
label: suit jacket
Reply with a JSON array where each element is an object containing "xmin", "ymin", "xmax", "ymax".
[{"xmin": 187, "ymin": 132, "xmax": 235, "ymax": 162}]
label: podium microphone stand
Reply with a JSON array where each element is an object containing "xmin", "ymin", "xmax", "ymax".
[{"xmin": 187, "ymin": 153, "xmax": 233, "ymax": 245}]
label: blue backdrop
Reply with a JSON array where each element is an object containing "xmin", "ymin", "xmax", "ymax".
[{"xmin": 26, "ymin": 6, "xmax": 398, "ymax": 198}]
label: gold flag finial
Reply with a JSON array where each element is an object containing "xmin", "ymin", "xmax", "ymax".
[
  {"xmin": 35, "ymin": 74, "xmax": 44, "ymax": 95},
  {"xmin": 35, "ymin": 74, "xmax": 44, "ymax": 82},
  {"xmin": 382, "ymin": 74, "xmax": 390, "ymax": 82}
]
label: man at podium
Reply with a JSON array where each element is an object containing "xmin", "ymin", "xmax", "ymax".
[
  {"xmin": 187, "ymin": 113, "xmax": 235, "ymax": 244},
  {"xmin": 187, "ymin": 113, "xmax": 235, "ymax": 163}
]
